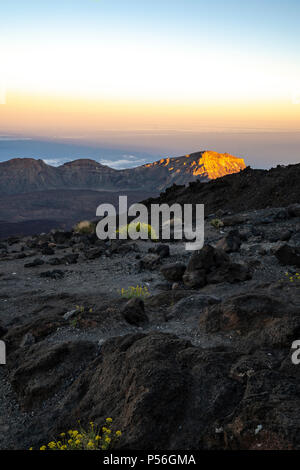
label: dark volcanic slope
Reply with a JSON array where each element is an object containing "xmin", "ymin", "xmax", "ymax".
[
  {"xmin": 0, "ymin": 189, "xmax": 156, "ymax": 238},
  {"xmin": 0, "ymin": 151, "xmax": 245, "ymax": 195},
  {"xmin": 143, "ymin": 164, "xmax": 300, "ymax": 214}
]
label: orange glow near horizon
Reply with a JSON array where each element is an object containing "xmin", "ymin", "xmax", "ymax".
[{"xmin": 1, "ymin": 92, "xmax": 299, "ymax": 142}]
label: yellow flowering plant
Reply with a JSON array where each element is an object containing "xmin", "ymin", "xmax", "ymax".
[
  {"xmin": 116, "ymin": 222, "xmax": 158, "ymax": 241},
  {"xmin": 210, "ymin": 218, "xmax": 224, "ymax": 229},
  {"xmin": 285, "ymin": 272, "xmax": 300, "ymax": 284},
  {"xmin": 31, "ymin": 418, "xmax": 122, "ymax": 451},
  {"xmin": 119, "ymin": 285, "xmax": 150, "ymax": 299}
]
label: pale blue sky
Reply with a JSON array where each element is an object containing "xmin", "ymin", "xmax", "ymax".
[
  {"xmin": 2, "ymin": 0, "xmax": 299, "ymax": 58},
  {"xmin": 3, "ymin": 0, "xmax": 299, "ymax": 102}
]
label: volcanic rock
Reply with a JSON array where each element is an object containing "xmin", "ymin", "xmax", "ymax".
[
  {"xmin": 40, "ymin": 270, "xmax": 65, "ymax": 280},
  {"xmin": 0, "ymin": 324, "xmax": 7, "ymax": 339},
  {"xmin": 183, "ymin": 245, "xmax": 251, "ymax": 288},
  {"xmin": 24, "ymin": 258, "xmax": 45, "ymax": 268},
  {"xmin": 52, "ymin": 231, "xmax": 73, "ymax": 245},
  {"xmin": 140, "ymin": 254, "xmax": 161, "ymax": 270},
  {"xmin": 61, "ymin": 254, "xmax": 79, "ymax": 265},
  {"xmin": 199, "ymin": 293, "xmax": 285, "ymax": 334},
  {"xmin": 8, "ymin": 340, "xmax": 97, "ymax": 409},
  {"xmin": 288, "ymin": 204, "xmax": 300, "ymax": 218},
  {"xmin": 216, "ymin": 230, "xmax": 242, "ymax": 253},
  {"xmin": 160, "ymin": 263, "xmax": 186, "ymax": 282},
  {"xmin": 274, "ymin": 244, "xmax": 300, "ymax": 267},
  {"xmin": 121, "ymin": 298, "xmax": 148, "ymax": 326},
  {"xmin": 169, "ymin": 294, "xmax": 221, "ymax": 319},
  {"xmin": 149, "ymin": 244, "xmax": 170, "ymax": 259}
]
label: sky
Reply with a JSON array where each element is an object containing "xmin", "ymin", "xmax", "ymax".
[{"xmin": 0, "ymin": 0, "xmax": 299, "ymax": 168}]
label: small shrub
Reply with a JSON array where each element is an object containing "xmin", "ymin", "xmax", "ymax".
[
  {"xmin": 69, "ymin": 306, "xmax": 93, "ymax": 329},
  {"xmin": 116, "ymin": 222, "xmax": 158, "ymax": 241},
  {"xmin": 74, "ymin": 220, "xmax": 95, "ymax": 234},
  {"xmin": 210, "ymin": 218, "xmax": 224, "ymax": 229},
  {"xmin": 75, "ymin": 305, "xmax": 86, "ymax": 313},
  {"xmin": 70, "ymin": 317, "xmax": 78, "ymax": 329},
  {"xmin": 119, "ymin": 285, "xmax": 150, "ymax": 299},
  {"xmin": 285, "ymin": 272, "xmax": 300, "ymax": 284},
  {"xmin": 31, "ymin": 418, "xmax": 122, "ymax": 451}
]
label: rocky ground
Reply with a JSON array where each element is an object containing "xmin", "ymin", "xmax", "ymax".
[
  {"xmin": 0, "ymin": 203, "xmax": 300, "ymax": 450},
  {"xmin": 144, "ymin": 163, "xmax": 300, "ymax": 214}
]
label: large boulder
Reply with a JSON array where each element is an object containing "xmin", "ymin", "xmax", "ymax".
[
  {"xmin": 8, "ymin": 340, "xmax": 98, "ymax": 409},
  {"xmin": 216, "ymin": 230, "xmax": 242, "ymax": 253},
  {"xmin": 186, "ymin": 245, "xmax": 228, "ymax": 271},
  {"xmin": 199, "ymin": 290, "xmax": 300, "ymax": 350},
  {"xmin": 168, "ymin": 294, "xmax": 221, "ymax": 320},
  {"xmin": 50, "ymin": 332, "xmax": 300, "ymax": 450},
  {"xmin": 139, "ymin": 254, "xmax": 161, "ymax": 270},
  {"xmin": 183, "ymin": 245, "xmax": 251, "ymax": 288},
  {"xmin": 121, "ymin": 298, "xmax": 148, "ymax": 326},
  {"xmin": 55, "ymin": 333, "xmax": 243, "ymax": 450},
  {"xmin": 182, "ymin": 270, "xmax": 206, "ymax": 288},
  {"xmin": 160, "ymin": 263, "xmax": 186, "ymax": 282},
  {"xmin": 206, "ymin": 262, "xmax": 251, "ymax": 284},
  {"xmin": 274, "ymin": 244, "xmax": 300, "ymax": 267},
  {"xmin": 51, "ymin": 231, "xmax": 73, "ymax": 245},
  {"xmin": 287, "ymin": 204, "xmax": 300, "ymax": 218},
  {"xmin": 4, "ymin": 329, "xmax": 300, "ymax": 450},
  {"xmin": 220, "ymin": 368, "xmax": 300, "ymax": 450},
  {"xmin": 199, "ymin": 293, "xmax": 286, "ymax": 334},
  {"xmin": 4, "ymin": 311, "xmax": 68, "ymax": 352}
]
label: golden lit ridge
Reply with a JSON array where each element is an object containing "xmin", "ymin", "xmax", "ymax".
[
  {"xmin": 143, "ymin": 151, "xmax": 246, "ymax": 181},
  {"xmin": 191, "ymin": 151, "xmax": 246, "ymax": 179}
]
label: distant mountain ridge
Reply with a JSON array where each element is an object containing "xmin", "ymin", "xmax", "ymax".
[{"xmin": 0, "ymin": 150, "xmax": 246, "ymax": 195}]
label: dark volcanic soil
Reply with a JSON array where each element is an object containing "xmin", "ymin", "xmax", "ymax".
[
  {"xmin": 0, "ymin": 189, "xmax": 156, "ymax": 238},
  {"xmin": 144, "ymin": 164, "xmax": 300, "ymax": 215},
  {"xmin": 1, "ymin": 200, "xmax": 300, "ymax": 450}
]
